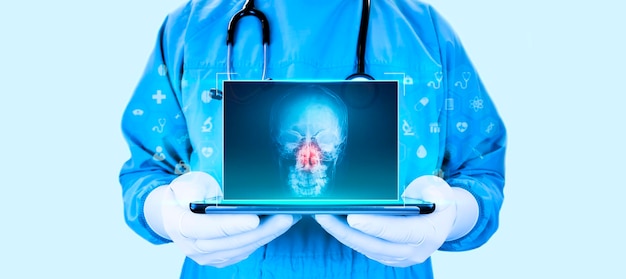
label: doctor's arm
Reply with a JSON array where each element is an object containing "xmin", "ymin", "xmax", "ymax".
[
  {"xmin": 119, "ymin": 14, "xmax": 187, "ymax": 245},
  {"xmin": 119, "ymin": 10, "xmax": 298, "ymax": 267},
  {"xmin": 434, "ymin": 5, "xmax": 506, "ymax": 251},
  {"xmin": 315, "ymin": 7, "xmax": 506, "ymax": 266}
]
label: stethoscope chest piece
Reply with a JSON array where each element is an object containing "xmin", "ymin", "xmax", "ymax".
[
  {"xmin": 346, "ymin": 73, "xmax": 375, "ymax": 81},
  {"xmin": 209, "ymin": 88, "xmax": 223, "ymax": 100}
]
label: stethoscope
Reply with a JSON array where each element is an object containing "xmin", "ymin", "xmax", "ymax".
[{"xmin": 211, "ymin": 0, "xmax": 374, "ymax": 100}]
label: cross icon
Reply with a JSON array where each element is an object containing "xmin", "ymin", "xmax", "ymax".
[{"xmin": 152, "ymin": 90, "xmax": 166, "ymax": 104}]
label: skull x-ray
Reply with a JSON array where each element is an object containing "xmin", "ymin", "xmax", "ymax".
[
  {"xmin": 222, "ymin": 81, "xmax": 398, "ymax": 201},
  {"xmin": 269, "ymin": 85, "xmax": 348, "ymax": 197}
]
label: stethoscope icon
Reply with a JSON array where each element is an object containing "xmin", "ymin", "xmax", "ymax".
[
  {"xmin": 427, "ymin": 72, "xmax": 443, "ymax": 89},
  {"xmin": 455, "ymin": 71, "xmax": 471, "ymax": 89},
  {"xmin": 209, "ymin": 0, "xmax": 375, "ymax": 100},
  {"xmin": 152, "ymin": 118, "xmax": 166, "ymax": 133}
]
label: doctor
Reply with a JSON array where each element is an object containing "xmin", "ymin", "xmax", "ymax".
[{"xmin": 119, "ymin": 0, "xmax": 506, "ymax": 278}]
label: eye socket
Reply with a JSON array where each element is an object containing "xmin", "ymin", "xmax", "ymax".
[
  {"xmin": 315, "ymin": 132, "xmax": 338, "ymax": 145},
  {"xmin": 314, "ymin": 131, "xmax": 342, "ymax": 152},
  {"xmin": 277, "ymin": 130, "xmax": 302, "ymax": 144},
  {"xmin": 276, "ymin": 131, "xmax": 303, "ymax": 156}
]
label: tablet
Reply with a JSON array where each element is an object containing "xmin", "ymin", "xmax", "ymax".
[
  {"xmin": 191, "ymin": 80, "xmax": 435, "ymax": 215},
  {"xmin": 190, "ymin": 202, "xmax": 436, "ymax": 215}
]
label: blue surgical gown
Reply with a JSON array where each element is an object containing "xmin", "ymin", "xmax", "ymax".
[{"xmin": 119, "ymin": 0, "xmax": 507, "ymax": 278}]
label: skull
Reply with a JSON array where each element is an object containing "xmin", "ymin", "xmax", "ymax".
[{"xmin": 270, "ymin": 85, "xmax": 348, "ymax": 197}]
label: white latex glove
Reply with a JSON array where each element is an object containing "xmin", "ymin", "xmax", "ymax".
[
  {"xmin": 315, "ymin": 175, "xmax": 478, "ymax": 267},
  {"xmin": 144, "ymin": 171, "xmax": 301, "ymax": 267}
]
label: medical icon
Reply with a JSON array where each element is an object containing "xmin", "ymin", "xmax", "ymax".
[
  {"xmin": 201, "ymin": 90, "xmax": 213, "ymax": 103},
  {"xmin": 456, "ymin": 122, "xmax": 469, "ymax": 133},
  {"xmin": 429, "ymin": 122, "xmax": 441, "ymax": 134},
  {"xmin": 132, "ymin": 109, "xmax": 144, "ymax": 116},
  {"xmin": 176, "ymin": 134, "xmax": 190, "ymax": 145},
  {"xmin": 152, "ymin": 90, "xmax": 166, "ymax": 104},
  {"xmin": 414, "ymin": 97, "xmax": 429, "ymax": 111},
  {"xmin": 416, "ymin": 145, "xmax": 427, "ymax": 159},
  {"xmin": 481, "ymin": 120, "xmax": 498, "ymax": 137},
  {"xmin": 485, "ymin": 123, "xmax": 495, "ymax": 134},
  {"xmin": 152, "ymin": 118, "xmax": 166, "ymax": 133},
  {"xmin": 427, "ymin": 72, "xmax": 443, "ymax": 89},
  {"xmin": 175, "ymin": 160, "xmax": 191, "ymax": 174},
  {"xmin": 201, "ymin": 117, "xmax": 213, "ymax": 132},
  {"xmin": 152, "ymin": 146, "xmax": 166, "ymax": 161},
  {"xmin": 201, "ymin": 146, "xmax": 214, "ymax": 158},
  {"xmin": 270, "ymin": 85, "xmax": 348, "ymax": 197},
  {"xmin": 158, "ymin": 64, "xmax": 168, "ymax": 76},
  {"xmin": 402, "ymin": 120, "xmax": 415, "ymax": 136},
  {"xmin": 470, "ymin": 96, "xmax": 484, "ymax": 112},
  {"xmin": 445, "ymin": 98, "xmax": 454, "ymax": 110},
  {"xmin": 404, "ymin": 75, "xmax": 414, "ymax": 85},
  {"xmin": 454, "ymin": 71, "xmax": 471, "ymax": 89}
]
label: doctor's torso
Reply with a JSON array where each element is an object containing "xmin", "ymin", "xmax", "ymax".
[{"xmin": 172, "ymin": 0, "xmax": 450, "ymax": 190}]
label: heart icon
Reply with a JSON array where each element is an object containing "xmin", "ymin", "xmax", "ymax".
[
  {"xmin": 456, "ymin": 122, "xmax": 468, "ymax": 133},
  {"xmin": 201, "ymin": 147, "xmax": 214, "ymax": 158}
]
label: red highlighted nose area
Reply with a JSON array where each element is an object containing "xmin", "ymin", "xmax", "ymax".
[{"xmin": 296, "ymin": 142, "xmax": 322, "ymax": 171}]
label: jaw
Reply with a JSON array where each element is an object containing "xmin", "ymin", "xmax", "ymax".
[{"xmin": 288, "ymin": 164, "xmax": 328, "ymax": 197}]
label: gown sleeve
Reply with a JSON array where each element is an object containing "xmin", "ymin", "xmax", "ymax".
[
  {"xmin": 118, "ymin": 3, "xmax": 192, "ymax": 245},
  {"xmin": 429, "ymin": 6, "xmax": 507, "ymax": 251}
]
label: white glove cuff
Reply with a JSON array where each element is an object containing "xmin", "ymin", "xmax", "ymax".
[
  {"xmin": 446, "ymin": 187, "xmax": 479, "ymax": 241},
  {"xmin": 144, "ymin": 185, "xmax": 170, "ymax": 240}
]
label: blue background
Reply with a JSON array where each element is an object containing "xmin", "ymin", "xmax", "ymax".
[{"xmin": 0, "ymin": 0, "xmax": 624, "ymax": 278}]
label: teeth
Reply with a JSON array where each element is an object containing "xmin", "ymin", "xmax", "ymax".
[{"xmin": 289, "ymin": 164, "xmax": 328, "ymax": 197}]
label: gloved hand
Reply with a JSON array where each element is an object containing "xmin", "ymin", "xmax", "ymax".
[
  {"xmin": 145, "ymin": 171, "xmax": 301, "ymax": 267},
  {"xmin": 314, "ymin": 175, "xmax": 478, "ymax": 267}
]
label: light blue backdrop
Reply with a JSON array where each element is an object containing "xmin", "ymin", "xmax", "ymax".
[{"xmin": 0, "ymin": 0, "xmax": 623, "ymax": 278}]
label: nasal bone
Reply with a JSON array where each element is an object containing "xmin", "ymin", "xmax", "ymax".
[{"xmin": 296, "ymin": 141, "xmax": 322, "ymax": 171}]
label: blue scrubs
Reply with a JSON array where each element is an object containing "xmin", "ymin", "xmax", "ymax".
[{"xmin": 120, "ymin": 0, "xmax": 507, "ymax": 278}]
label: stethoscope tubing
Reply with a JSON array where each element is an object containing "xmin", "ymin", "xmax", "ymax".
[
  {"xmin": 226, "ymin": 0, "xmax": 270, "ymax": 80},
  {"xmin": 224, "ymin": 0, "xmax": 373, "ymax": 85}
]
